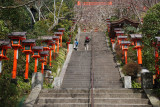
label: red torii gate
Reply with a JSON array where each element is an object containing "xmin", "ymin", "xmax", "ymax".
[{"xmin": 77, "ymin": 1, "xmax": 112, "ymax": 6}]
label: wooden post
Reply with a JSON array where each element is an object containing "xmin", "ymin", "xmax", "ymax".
[
  {"xmin": 124, "ymin": 50, "xmax": 128, "ymax": 64},
  {"xmin": 12, "ymin": 48, "xmax": 18, "ymax": 79},
  {"xmin": 34, "ymin": 58, "xmax": 38, "ymax": 73},
  {"xmin": 41, "ymin": 62, "xmax": 44, "ymax": 74},
  {"xmin": 24, "ymin": 53, "xmax": 29, "ymax": 80},
  {"xmin": 60, "ymin": 35, "xmax": 62, "ymax": 47},
  {"xmin": 57, "ymin": 40, "xmax": 59, "ymax": 53},
  {"xmin": 49, "ymin": 50, "xmax": 52, "ymax": 67},
  {"xmin": 137, "ymin": 48, "xmax": 142, "ymax": 65}
]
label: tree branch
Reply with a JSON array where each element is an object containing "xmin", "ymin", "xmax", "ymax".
[{"xmin": 0, "ymin": 0, "xmax": 38, "ymax": 9}]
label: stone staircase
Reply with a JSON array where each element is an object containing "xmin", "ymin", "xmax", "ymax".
[
  {"xmin": 61, "ymin": 51, "xmax": 91, "ymax": 88},
  {"xmin": 92, "ymin": 32, "xmax": 122, "ymax": 88},
  {"xmin": 33, "ymin": 32, "xmax": 152, "ymax": 107},
  {"xmin": 34, "ymin": 88, "xmax": 152, "ymax": 107}
]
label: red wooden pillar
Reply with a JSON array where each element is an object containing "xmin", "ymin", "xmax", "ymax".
[
  {"xmin": 53, "ymin": 36, "xmax": 60, "ymax": 53},
  {"xmin": 40, "ymin": 51, "xmax": 49, "ymax": 74},
  {"xmin": 130, "ymin": 34, "xmax": 143, "ymax": 66},
  {"xmin": 32, "ymin": 46, "xmax": 43, "ymax": 73},
  {"xmin": 13, "ymin": 48, "xmax": 18, "ymax": 79},
  {"xmin": 137, "ymin": 47, "xmax": 142, "ymax": 65},
  {"xmin": 25, "ymin": 54, "xmax": 29, "ymax": 80},
  {"xmin": 34, "ymin": 58, "xmax": 38, "ymax": 72},
  {"xmin": 22, "ymin": 39, "xmax": 36, "ymax": 82},
  {"xmin": 58, "ymin": 28, "xmax": 65, "ymax": 47},
  {"xmin": 120, "ymin": 41, "xmax": 131, "ymax": 64},
  {"xmin": 8, "ymin": 32, "xmax": 26, "ymax": 82},
  {"xmin": 55, "ymin": 32, "xmax": 63, "ymax": 48}
]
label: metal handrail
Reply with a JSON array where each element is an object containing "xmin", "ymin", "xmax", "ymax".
[{"xmin": 90, "ymin": 31, "xmax": 94, "ymax": 107}]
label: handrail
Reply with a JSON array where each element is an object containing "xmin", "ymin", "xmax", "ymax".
[{"xmin": 90, "ymin": 31, "xmax": 94, "ymax": 107}]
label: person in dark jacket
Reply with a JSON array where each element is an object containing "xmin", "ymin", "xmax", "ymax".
[{"xmin": 84, "ymin": 36, "xmax": 90, "ymax": 50}]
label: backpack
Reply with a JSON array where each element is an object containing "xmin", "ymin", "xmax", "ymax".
[
  {"xmin": 85, "ymin": 37, "xmax": 89, "ymax": 42},
  {"xmin": 75, "ymin": 41, "xmax": 78, "ymax": 46}
]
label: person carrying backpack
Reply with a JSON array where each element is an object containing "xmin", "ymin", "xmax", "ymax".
[
  {"xmin": 84, "ymin": 36, "xmax": 90, "ymax": 51},
  {"xmin": 74, "ymin": 39, "xmax": 78, "ymax": 50}
]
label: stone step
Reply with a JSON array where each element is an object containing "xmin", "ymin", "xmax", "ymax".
[
  {"xmin": 36, "ymin": 98, "xmax": 150, "ymax": 104},
  {"xmin": 38, "ymin": 93, "xmax": 147, "ymax": 98},
  {"xmin": 94, "ymin": 85, "xmax": 122, "ymax": 88},
  {"xmin": 41, "ymin": 89, "xmax": 144, "ymax": 94},
  {"xmin": 34, "ymin": 103, "xmax": 152, "ymax": 107}
]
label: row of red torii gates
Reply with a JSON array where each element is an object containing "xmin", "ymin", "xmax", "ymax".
[
  {"xmin": 0, "ymin": 26, "xmax": 75, "ymax": 83},
  {"xmin": 105, "ymin": 17, "xmax": 160, "ymax": 79}
]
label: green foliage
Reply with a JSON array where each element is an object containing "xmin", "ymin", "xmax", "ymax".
[
  {"xmin": 141, "ymin": 3, "xmax": 160, "ymax": 72},
  {"xmin": 0, "ymin": 20, "xmax": 9, "ymax": 39},
  {"xmin": 0, "ymin": 1, "xmax": 31, "ymax": 31},
  {"xmin": 43, "ymin": 48, "xmax": 67, "ymax": 88},
  {"xmin": 127, "ymin": 46, "xmax": 137, "ymax": 63},
  {"xmin": 123, "ymin": 24, "xmax": 139, "ymax": 34},
  {"xmin": 33, "ymin": 20, "xmax": 50, "ymax": 36},
  {"xmin": 0, "ymin": 72, "xmax": 31, "ymax": 107},
  {"xmin": 142, "ymin": 3, "xmax": 160, "ymax": 37},
  {"xmin": 115, "ymin": 43, "xmax": 123, "ymax": 61},
  {"xmin": 132, "ymin": 81, "xmax": 141, "ymax": 88}
]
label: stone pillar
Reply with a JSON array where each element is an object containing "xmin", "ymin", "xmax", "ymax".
[
  {"xmin": 124, "ymin": 76, "xmax": 132, "ymax": 88},
  {"xmin": 31, "ymin": 72, "xmax": 44, "ymax": 89},
  {"xmin": 141, "ymin": 72, "xmax": 153, "ymax": 89}
]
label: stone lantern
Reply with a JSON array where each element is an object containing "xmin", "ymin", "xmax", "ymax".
[
  {"xmin": 22, "ymin": 39, "xmax": 36, "ymax": 82},
  {"xmin": 8, "ymin": 32, "xmax": 26, "ymax": 82},
  {"xmin": 115, "ymin": 31, "xmax": 124, "ymax": 37},
  {"xmin": 130, "ymin": 34, "xmax": 143, "ymax": 66},
  {"xmin": 117, "ymin": 36, "xmax": 128, "ymax": 45},
  {"xmin": 48, "ymin": 41, "xmax": 56, "ymax": 67},
  {"xmin": 32, "ymin": 46, "xmax": 43, "ymax": 73},
  {"xmin": 40, "ymin": 37, "xmax": 54, "ymax": 65},
  {"xmin": 110, "ymin": 38, "xmax": 115, "ymax": 50},
  {"xmin": 53, "ymin": 36, "xmax": 60, "ymax": 53},
  {"xmin": 114, "ymin": 28, "xmax": 123, "ymax": 32},
  {"xmin": 0, "ymin": 40, "xmax": 11, "ymax": 75},
  {"xmin": 54, "ymin": 32, "xmax": 63, "ymax": 47},
  {"xmin": 66, "ymin": 41, "xmax": 70, "ymax": 53},
  {"xmin": 39, "ymin": 51, "xmax": 49, "ymax": 74},
  {"xmin": 120, "ymin": 41, "xmax": 131, "ymax": 64}
]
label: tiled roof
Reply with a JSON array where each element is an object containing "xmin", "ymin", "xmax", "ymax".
[
  {"xmin": 40, "ymin": 51, "xmax": 49, "ymax": 55},
  {"xmin": 32, "ymin": 46, "xmax": 43, "ymax": 50},
  {"xmin": 121, "ymin": 41, "xmax": 131, "ymax": 44},
  {"xmin": 38, "ymin": 36, "xmax": 53, "ymax": 40},
  {"xmin": 54, "ymin": 32, "xmax": 63, "ymax": 35},
  {"xmin": 58, "ymin": 28, "xmax": 65, "ymax": 31},
  {"xmin": 0, "ymin": 40, "xmax": 10, "ymax": 46},
  {"xmin": 130, "ymin": 34, "xmax": 142, "ymax": 39},
  {"xmin": 8, "ymin": 32, "xmax": 27, "ymax": 36},
  {"xmin": 22, "ymin": 39, "xmax": 36, "ymax": 43},
  {"xmin": 117, "ymin": 36, "xmax": 127, "ymax": 39}
]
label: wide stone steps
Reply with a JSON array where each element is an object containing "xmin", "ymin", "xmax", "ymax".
[
  {"xmin": 34, "ymin": 104, "xmax": 152, "ymax": 107},
  {"xmin": 38, "ymin": 93, "xmax": 146, "ymax": 98},
  {"xmin": 34, "ymin": 88, "xmax": 151, "ymax": 107},
  {"xmin": 36, "ymin": 98, "xmax": 149, "ymax": 104},
  {"xmin": 34, "ymin": 32, "xmax": 152, "ymax": 107},
  {"xmin": 40, "ymin": 89, "xmax": 143, "ymax": 94}
]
